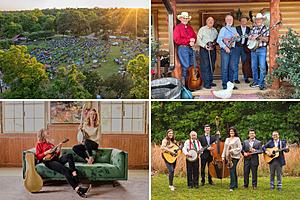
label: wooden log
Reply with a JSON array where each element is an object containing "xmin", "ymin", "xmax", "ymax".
[{"xmin": 270, "ymin": 0, "xmax": 281, "ymax": 89}]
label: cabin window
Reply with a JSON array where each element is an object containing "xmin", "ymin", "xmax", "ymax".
[
  {"xmin": 100, "ymin": 101, "xmax": 146, "ymax": 134},
  {"xmin": 2, "ymin": 101, "xmax": 46, "ymax": 133}
]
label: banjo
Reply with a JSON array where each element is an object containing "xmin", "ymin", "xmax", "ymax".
[
  {"xmin": 247, "ymin": 21, "xmax": 282, "ymax": 51},
  {"xmin": 186, "ymin": 149, "xmax": 199, "ymax": 162}
]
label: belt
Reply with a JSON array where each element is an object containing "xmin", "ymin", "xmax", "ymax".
[{"xmin": 178, "ymin": 45, "xmax": 192, "ymax": 48}]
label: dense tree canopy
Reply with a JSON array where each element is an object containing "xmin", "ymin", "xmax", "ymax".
[
  {"xmin": 151, "ymin": 101, "xmax": 300, "ymax": 144},
  {"xmin": 0, "ymin": 8, "xmax": 149, "ymax": 39}
]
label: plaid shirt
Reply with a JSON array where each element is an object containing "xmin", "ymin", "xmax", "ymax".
[{"xmin": 250, "ymin": 25, "xmax": 269, "ymax": 47}]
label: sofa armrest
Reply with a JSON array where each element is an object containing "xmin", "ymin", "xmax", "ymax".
[
  {"xmin": 22, "ymin": 148, "xmax": 36, "ymax": 179},
  {"xmin": 110, "ymin": 149, "xmax": 128, "ymax": 179}
]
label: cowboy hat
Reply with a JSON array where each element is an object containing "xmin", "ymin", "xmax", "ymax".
[
  {"xmin": 253, "ymin": 13, "xmax": 266, "ymax": 21},
  {"xmin": 177, "ymin": 12, "xmax": 192, "ymax": 20}
]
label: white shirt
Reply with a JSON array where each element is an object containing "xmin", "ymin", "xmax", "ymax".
[
  {"xmin": 249, "ymin": 138, "xmax": 255, "ymax": 148},
  {"xmin": 241, "ymin": 26, "xmax": 247, "ymax": 44},
  {"xmin": 183, "ymin": 139, "xmax": 202, "ymax": 155},
  {"xmin": 274, "ymin": 139, "xmax": 279, "ymax": 148}
]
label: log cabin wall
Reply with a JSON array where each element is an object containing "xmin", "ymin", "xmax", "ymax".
[
  {"xmin": 152, "ymin": 1, "xmax": 300, "ymax": 50},
  {"xmin": 0, "ymin": 105, "xmax": 149, "ymax": 169}
]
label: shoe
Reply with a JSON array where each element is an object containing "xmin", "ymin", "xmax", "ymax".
[
  {"xmin": 203, "ymin": 86, "xmax": 212, "ymax": 89},
  {"xmin": 201, "ymin": 182, "xmax": 205, "ymax": 186},
  {"xmin": 188, "ymin": 186, "xmax": 193, "ymax": 189},
  {"xmin": 253, "ymin": 186, "xmax": 257, "ymax": 190},
  {"xmin": 259, "ymin": 86, "xmax": 266, "ymax": 90},
  {"xmin": 77, "ymin": 185, "xmax": 91, "ymax": 198},
  {"xmin": 223, "ymin": 87, "xmax": 227, "ymax": 90},
  {"xmin": 245, "ymin": 79, "xmax": 250, "ymax": 83},
  {"xmin": 270, "ymin": 188, "xmax": 274, "ymax": 191},
  {"xmin": 250, "ymin": 82, "xmax": 259, "ymax": 88},
  {"xmin": 233, "ymin": 86, "xmax": 238, "ymax": 90},
  {"xmin": 229, "ymin": 189, "xmax": 233, "ymax": 192},
  {"xmin": 234, "ymin": 80, "xmax": 240, "ymax": 84},
  {"xmin": 209, "ymin": 182, "xmax": 215, "ymax": 185},
  {"xmin": 278, "ymin": 188, "xmax": 282, "ymax": 192},
  {"xmin": 243, "ymin": 186, "xmax": 248, "ymax": 189},
  {"xmin": 194, "ymin": 185, "xmax": 199, "ymax": 188},
  {"xmin": 169, "ymin": 185, "xmax": 175, "ymax": 191},
  {"xmin": 211, "ymin": 83, "xmax": 217, "ymax": 87}
]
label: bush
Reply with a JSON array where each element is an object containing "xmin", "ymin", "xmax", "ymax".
[
  {"xmin": 272, "ymin": 28, "xmax": 300, "ymax": 98},
  {"xmin": 0, "ymin": 39, "xmax": 12, "ymax": 49}
]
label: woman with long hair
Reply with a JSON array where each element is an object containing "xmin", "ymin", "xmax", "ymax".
[
  {"xmin": 222, "ymin": 127, "xmax": 242, "ymax": 191},
  {"xmin": 161, "ymin": 129, "xmax": 179, "ymax": 191},
  {"xmin": 73, "ymin": 109, "xmax": 100, "ymax": 164},
  {"xmin": 35, "ymin": 128, "xmax": 91, "ymax": 197}
]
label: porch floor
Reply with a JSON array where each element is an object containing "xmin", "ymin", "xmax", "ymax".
[{"xmin": 192, "ymin": 77, "xmax": 271, "ymax": 99}]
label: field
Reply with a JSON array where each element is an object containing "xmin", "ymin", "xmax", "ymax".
[
  {"xmin": 151, "ymin": 174, "xmax": 300, "ymax": 200},
  {"xmin": 151, "ymin": 145, "xmax": 300, "ymax": 177},
  {"xmin": 23, "ymin": 36, "xmax": 148, "ymax": 78}
]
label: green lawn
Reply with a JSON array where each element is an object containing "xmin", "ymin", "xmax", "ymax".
[
  {"xmin": 152, "ymin": 174, "xmax": 300, "ymax": 200},
  {"xmin": 96, "ymin": 45, "xmax": 121, "ymax": 77}
]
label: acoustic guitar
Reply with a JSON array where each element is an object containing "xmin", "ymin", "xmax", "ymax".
[
  {"xmin": 162, "ymin": 144, "xmax": 183, "ymax": 164},
  {"xmin": 186, "ymin": 50, "xmax": 202, "ymax": 91},
  {"xmin": 43, "ymin": 138, "xmax": 69, "ymax": 161},
  {"xmin": 24, "ymin": 153, "xmax": 43, "ymax": 193},
  {"xmin": 263, "ymin": 146, "xmax": 289, "ymax": 163}
]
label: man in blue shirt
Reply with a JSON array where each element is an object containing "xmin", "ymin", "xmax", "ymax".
[{"xmin": 217, "ymin": 15, "xmax": 239, "ymax": 89}]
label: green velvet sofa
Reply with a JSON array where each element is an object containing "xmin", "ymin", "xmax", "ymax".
[{"xmin": 22, "ymin": 147, "xmax": 128, "ymax": 182}]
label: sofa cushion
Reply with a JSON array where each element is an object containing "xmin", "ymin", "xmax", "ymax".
[{"xmin": 36, "ymin": 162, "xmax": 122, "ymax": 180}]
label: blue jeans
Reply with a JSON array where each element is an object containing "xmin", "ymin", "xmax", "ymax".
[
  {"xmin": 251, "ymin": 47, "xmax": 267, "ymax": 87},
  {"xmin": 200, "ymin": 48, "xmax": 216, "ymax": 87},
  {"xmin": 165, "ymin": 160, "xmax": 176, "ymax": 186},
  {"xmin": 178, "ymin": 46, "xmax": 194, "ymax": 80},
  {"xmin": 234, "ymin": 45, "xmax": 248, "ymax": 80},
  {"xmin": 230, "ymin": 158, "xmax": 239, "ymax": 189},
  {"xmin": 221, "ymin": 48, "xmax": 236, "ymax": 89}
]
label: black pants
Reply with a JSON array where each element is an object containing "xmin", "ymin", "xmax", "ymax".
[
  {"xmin": 186, "ymin": 159, "xmax": 199, "ymax": 187},
  {"xmin": 73, "ymin": 139, "xmax": 99, "ymax": 160},
  {"xmin": 43, "ymin": 154, "xmax": 79, "ymax": 189},
  {"xmin": 244, "ymin": 160, "xmax": 258, "ymax": 187},
  {"xmin": 201, "ymin": 157, "xmax": 213, "ymax": 183}
]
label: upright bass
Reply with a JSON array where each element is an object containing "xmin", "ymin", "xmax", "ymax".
[{"xmin": 208, "ymin": 116, "xmax": 230, "ymax": 181}]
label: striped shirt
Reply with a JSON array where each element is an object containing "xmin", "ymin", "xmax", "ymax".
[{"xmin": 249, "ymin": 25, "xmax": 269, "ymax": 47}]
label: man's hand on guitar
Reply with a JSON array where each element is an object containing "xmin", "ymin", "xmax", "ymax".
[
  {"xmin": 186, "ymin": 154, "xmax": 192, "ymax": 158},
  {"xmin": 225, "ymin": 47, "xmax": 230, "ymax": 54}
]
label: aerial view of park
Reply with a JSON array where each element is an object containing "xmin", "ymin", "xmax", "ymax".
[{"xmin": 0, "ymin": 0, "xmax": 149, "ymax": 99}]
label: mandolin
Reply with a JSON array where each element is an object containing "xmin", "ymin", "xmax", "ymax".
[
  {"xmin": 43, "ymin": 138, "xmax": 69, "ymax": 161},
  {"xmin": 162, "ymin": 144, "xmax": 183, "ymax": 164},
  {"xmin": 263, "ymin": 146, "xmax": 289, "ymax": 163},
  {"xmin": 24, "ymin": 153, "xmax": 43, "ymax": 193}
]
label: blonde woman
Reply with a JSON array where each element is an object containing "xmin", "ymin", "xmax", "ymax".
[
  {"xmin": 35, "ymin": 129, "xmax": 91, "ymax": 197},
  {"xmin": 73, "ymin": 109, "xmax": 100, "ymax": 164}
]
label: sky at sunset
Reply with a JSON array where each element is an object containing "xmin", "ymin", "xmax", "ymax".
[{"xmin": 0, "ymin": 0, "xmax": 149, "ymax": 11}]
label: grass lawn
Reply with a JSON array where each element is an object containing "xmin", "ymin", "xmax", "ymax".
[
  {"xmin": 151, "ymin": 173, "xmax": 300, "ymax": 200},
  {"xmin": 96, "ymin": 45, "xmax": 121, "ymax": 77}
]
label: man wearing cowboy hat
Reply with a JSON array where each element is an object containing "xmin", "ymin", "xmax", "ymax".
[
  {"xmin": 234, "ymin": 16, "xmax": 251, "ymax": 84},
  {"xmin": 174, "ymin": 12, "xmax": 197, "ymax": 85},
  {"xmin": 248, "ymin": 13, "xmax": 269, "ymax": 90}
]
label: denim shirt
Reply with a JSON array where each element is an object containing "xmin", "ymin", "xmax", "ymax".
[{"xmin": 217, "ymin": 25, "xmax": 238, "ymax": 49}]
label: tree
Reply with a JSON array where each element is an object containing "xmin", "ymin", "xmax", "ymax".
[
  {"xmin": 272, "ymin": 28, "xmax": 300, "ymax": 98},
  {"xmin": 48, "ymin": 65, "xmax": 92, "ymax": 99},
  {"xmin": 127, "ymin": 54, "xmax": 149, "ymax": 98},
  {"xmin": 0, "ymin": 45, "xmax": 49, "ymax": 98},
  {"xmin": 3, "ymin": 22, "xmax": 23, "ymax": 38},
  {"xmin": 82, "ymin": 68, "xmax": 103, "ymax": 98}
]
